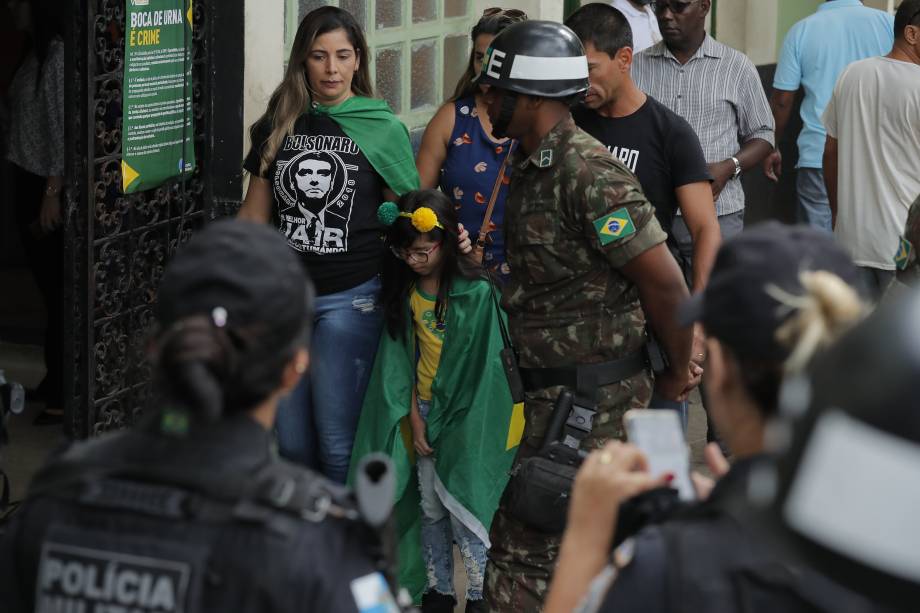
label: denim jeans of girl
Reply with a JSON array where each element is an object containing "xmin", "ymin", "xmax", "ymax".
[
  {"xmin": 416, "ymin": 399, "xmax": 488, "ymax": 601},
  {"xmin": 274, "ymin": 276, "xmax": 383, "ymax": 483}
]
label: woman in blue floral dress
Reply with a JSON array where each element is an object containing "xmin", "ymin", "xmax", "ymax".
[{"xmin": 416, "ymin": 8, "xmax": 527, "ymax": 283}]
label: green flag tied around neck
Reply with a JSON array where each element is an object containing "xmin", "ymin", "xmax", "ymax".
[
  {"xmin": 311, "ymin": 96, "xmax": 420, "ymax": 196},
  {"xmin": 348, "ymin": 277, "xmax": 523, "ymax": 602}
]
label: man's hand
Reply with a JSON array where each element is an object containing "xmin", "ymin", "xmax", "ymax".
[
  {"xmin": 39, "ymin": 193, "xmax": 63, "ymax": 234},
  {"xmin": 707, "ymin": 159, "xmax": 736, "ymax": 200},
  {"xmin": 763, "ymin": 150, "xmax": 783, "ymax": 182},
  {"xmin": 691, "ymin": 323, "xmax": 706, "ymax": 367},
  {"xmin": 655, "ymin": 367, "xmax": 694, "ymax": 402},
  {"xmin": 410, "ymin": 411, "xmax": 433, "ymax": 456}
]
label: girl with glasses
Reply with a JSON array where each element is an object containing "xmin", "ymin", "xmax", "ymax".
[{"xmin": 352, "ymin": 189, "xmax": 518, "ymax": 612}]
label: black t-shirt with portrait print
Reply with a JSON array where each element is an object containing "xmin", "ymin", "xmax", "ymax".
[
  {"xmin": 573, "ymin": 95, "xmax": 712, "ymax": 236},
  {"xmin": 244, "ymin": 112, "xmax": 385, "ymax": 296}
]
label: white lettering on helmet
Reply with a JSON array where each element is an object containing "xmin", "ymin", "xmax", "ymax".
[{"xmin": 486, "ymin": 49, "xmax": 506, "ymax": 79}]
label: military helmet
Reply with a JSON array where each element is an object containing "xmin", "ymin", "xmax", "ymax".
[
  {"xmin": 761, "ymin": 288, "xmax": 920, "ymax": 609},
  {"xmin": 475, "ymin": 20, "xmax": 589, "ymax": 99}
]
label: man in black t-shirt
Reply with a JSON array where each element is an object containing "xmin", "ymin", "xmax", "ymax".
[
  {"xmin": 567, "ymin": 4, "xmax": 719, "ymax": 422},
  {"xmin": 567, "ymin": 4, "xmax": 720, "ymax": 296}
]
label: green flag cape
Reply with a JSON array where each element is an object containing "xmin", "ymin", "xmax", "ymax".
[
  {"xmin": 311, "ymin": 96, "xmax": 420, "ymax": 196},
  {"xmin": 348, "ymin": 277, "xmax": 522, "ymax": 602}
]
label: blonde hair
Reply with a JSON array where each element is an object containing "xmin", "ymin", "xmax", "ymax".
[
  {"xmin": 252, "ymin": 7, "xmax": 374, "ymax": 176},
  {"xmin": 767, "ymin": 270, "xmax": 866, "ymax": 374}
]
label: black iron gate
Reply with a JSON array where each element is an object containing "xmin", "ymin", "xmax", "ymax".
[{"xmin": 63, "ymin": 0, "xmax": 244, "ymax": 438}]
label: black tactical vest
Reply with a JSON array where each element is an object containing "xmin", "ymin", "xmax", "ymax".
[
  {"xmin": 0, "ymin": 417, "xmax": 396, "ymax": 613},
  {"xmin": 656, "ymin": 458, "xmax": 890, "ymax": 613}
]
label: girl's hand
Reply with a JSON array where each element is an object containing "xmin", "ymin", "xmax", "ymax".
[
  {"xmin": 410, "ymin": 411, "xmax": 434, "ymax": 456},
  {"xmin": 457, "ymin": 223, "xmax": 473, "ymax": 255}
]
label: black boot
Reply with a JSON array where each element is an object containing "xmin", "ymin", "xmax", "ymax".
[
  {"xmin": 421, "ymin": 591, "xmax": 456, "ymax": 613},
  {"xmin": 465, "ymin": 598, "xmax": 488, "ymax": 612}
]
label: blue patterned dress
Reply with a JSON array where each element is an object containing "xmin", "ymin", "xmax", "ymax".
[{"xmin": 438, "ymin": 97, "xmax": 514, "ymax": 282}]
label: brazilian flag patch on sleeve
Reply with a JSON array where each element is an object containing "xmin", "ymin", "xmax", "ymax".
[
  {"xmin": 593, "ymin": 208, "xmax": 636, "ymax": 246},
  {"xmin": 895, "ymin": 237, "xmax": 914, "ymax": 270}
]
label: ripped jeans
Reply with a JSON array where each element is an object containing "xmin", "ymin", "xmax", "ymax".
[
  {"xmin": 275, "ymin": 275, "xmax": 383, "ymax": 483},
  {"xmin": 417, "ymin": 399, "xmax": 488, "ymax": 601}
]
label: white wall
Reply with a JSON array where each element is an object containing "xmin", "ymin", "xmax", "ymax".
[
  {"xmin": 242, "ymin": 0, "xmax": 285, "ymax": 159},
  {"xmin": 742, "ymin": 1, "xmax": 778, "ymax": 66}
]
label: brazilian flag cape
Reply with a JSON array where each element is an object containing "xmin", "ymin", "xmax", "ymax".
[
  {"xmin": 310, "ymin": 96, "xmax": 420, "ymax": 196},
  {"xmin": 348, "ymin": 277, "xmax": 523, "ymax": 602}
]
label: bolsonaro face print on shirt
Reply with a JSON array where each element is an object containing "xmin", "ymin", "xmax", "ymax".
[{"xmin": 272, "ymin": 136, "xmax": 362, "ymax": 255}]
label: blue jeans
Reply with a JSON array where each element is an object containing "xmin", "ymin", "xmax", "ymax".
[
  {"xmin": 796, "ymin": 168, "xmax": 832, "ymax": 232},
  {"xmin": 417, "ymin": 400, "xmax": 488, "ymax": 601},
  {"xmin": 275, "ymin": 276, "xmax": 383, "ymax": 483}
]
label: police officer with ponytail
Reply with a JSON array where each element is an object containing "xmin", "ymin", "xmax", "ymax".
[
  {"xmin": 475, "ymin": 20, "xmax": 695, "ymax": 610},
  {"xmin": 0, "ymin": 220, "xmax": 402, "ymax": 613},
  {"xmin": 545, "ymin": 223, "xmax": 894, "ymax": 613}
]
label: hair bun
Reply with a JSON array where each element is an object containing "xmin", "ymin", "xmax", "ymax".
[{"xmin": 377, "ymin": 201, "xmax": 400, "ymax": 226}]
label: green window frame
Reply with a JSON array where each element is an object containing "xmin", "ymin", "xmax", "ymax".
[{"xmin": 285, "ymin": 1, "xmax": 479, "ymax": 131}]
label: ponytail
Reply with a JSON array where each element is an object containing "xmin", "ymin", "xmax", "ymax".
[
  {"xmin": 155, "ymin": 316, "xmax": 237, "ymax": 422},
  {"xmin": 153, "ymin": 315, "xmax": 300, "ymax": 421},
  {"xmin": 734, "ymin": 271, "xmax": 865, "ymax": 415},
  {"xmin": 768, "ymin": 270, "xmax": 866, "ymax": 374}
]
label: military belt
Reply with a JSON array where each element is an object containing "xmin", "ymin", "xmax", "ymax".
[{"xmin": 519, "ymin": 348, "xmax": 648, "ymax": 395}]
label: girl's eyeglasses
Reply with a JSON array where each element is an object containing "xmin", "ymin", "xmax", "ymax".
[{"xmin": 390, "ymin": 242, "xmax": 442, "ymax": 264}]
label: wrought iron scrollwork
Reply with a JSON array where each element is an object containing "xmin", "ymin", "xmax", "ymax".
[{"xmin": 66, "ymin": 0, "xmax": 212, "ymax": 437}]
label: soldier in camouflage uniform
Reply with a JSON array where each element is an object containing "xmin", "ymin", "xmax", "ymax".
[
  {"xmin": 895, "ymin": 194, "xmax": 920, "ymax": 287},
  {"xmin": 475, "ymin": 21, "xmax": 697, "ymax": 611}
]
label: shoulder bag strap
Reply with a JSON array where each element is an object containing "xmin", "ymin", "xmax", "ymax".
[{"xmin": 476, "ymin": 144, "xmax": 515, "ymax": 250}]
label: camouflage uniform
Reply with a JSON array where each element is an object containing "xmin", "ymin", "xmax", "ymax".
[
  {"xmin": 483, "ymin": 116, "xmax": 667, "ymax": 611},
  {"xmin": 895, "ymin": 194, "xmax": 920, "ymax": 286}
]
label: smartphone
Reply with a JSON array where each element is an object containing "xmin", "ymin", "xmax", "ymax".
[{"xmin": 624, "ymin": 409, "xmax": 696, "ymax": 502}]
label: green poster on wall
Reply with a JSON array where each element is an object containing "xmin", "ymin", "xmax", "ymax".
[{"xmin": 121, "ymin": 0, "xmax": 195, "ymax": 194}]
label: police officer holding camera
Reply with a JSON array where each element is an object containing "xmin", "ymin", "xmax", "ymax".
[
  {"xmin": 0, "ymin": 220, "xmax": 402, "ymax": 613},
  {"xmin": 545, "ymin": 223, "xmax": 893, "ymax": 613},
  {"xmin": 474, "ymin": 20, "xmax": 695, "ymax": 611}
]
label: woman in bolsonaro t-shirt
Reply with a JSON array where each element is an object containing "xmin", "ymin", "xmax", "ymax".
[{"xmin": 239, "ymin": 7, "xmax": 418, "ymax": 483}]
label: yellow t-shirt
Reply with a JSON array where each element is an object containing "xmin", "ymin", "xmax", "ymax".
[{"xmin": 410, "ymin": 287, "xmax": 445, "ymax": 401}]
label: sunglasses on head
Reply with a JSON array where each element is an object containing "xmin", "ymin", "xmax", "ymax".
[
  {"xmin": 652, "ymin": 0, "xmax": 700, "ymax": 15},
  {"xmin": 482, "ymin": 7, "xmax": 527, "ymax": 19}
]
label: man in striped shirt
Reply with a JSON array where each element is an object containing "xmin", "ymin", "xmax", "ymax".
[{"xmin": 632, "ymin": 0, "xmax": 774, "ymax": 270}]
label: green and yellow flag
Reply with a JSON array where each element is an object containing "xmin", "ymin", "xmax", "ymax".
[
  {"xmin": 311, "ymin": 96, "xmax": 420, "ymax": 196},
  {"xmin": 348, "ymin": 277, "xmax": 520, "ymax": 602}
]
